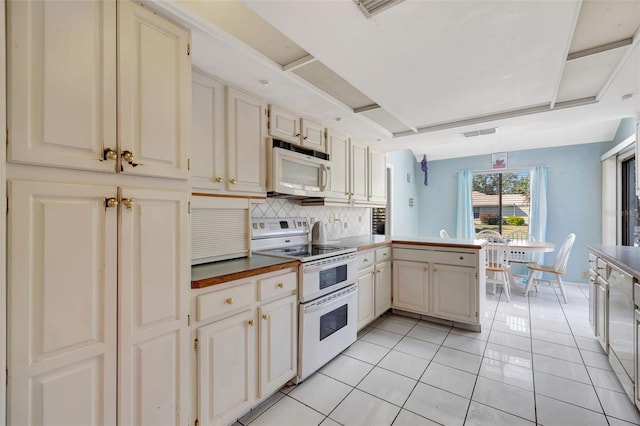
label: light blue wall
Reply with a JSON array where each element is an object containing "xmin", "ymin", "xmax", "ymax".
[
  {"xmin": 612, "ymin": 117, "xmax": 637, "ymax": 144},
  {"xmin": 387, "ymin": 150, "xmax": 420, "ymax": 236},
  {"xmin": 388, "ymin": 142, "xmax": 614, "ymax": 283}
]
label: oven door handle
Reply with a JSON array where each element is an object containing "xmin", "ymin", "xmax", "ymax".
[
  {"xmin": 304, "ymin": 287, "xmax": 357, "ymax": 313},
  {"xmin": 303, "ymin": 258, "xmax": 356, "ymax": 273}
]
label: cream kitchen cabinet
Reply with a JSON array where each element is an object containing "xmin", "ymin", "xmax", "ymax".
[
  {"xmin": 191, "ymin": 72, "xmax": 267, "ymax": 196},
  {"xmin": 374, "ymin": 247, "xmax": 392, "ymax": 317},
  {"xmin": 325, "ymin": 128, "xmax": 350, "ymax": 201},
  {"xmin": 8, "ymin": 0, "xmax": 190, "ymax": 179},
  {"xmin": 193, "ymin": 268, "xmax": 297, "ymax": 426},
  {"xmin": 268, "ymin": 105, "xmax": 325, "ymax": 152},
  {"xmin": 8, "ymin": 180, "xmax": 190, "ymax": 426},
  {"xmin": 392, "ymin": 244, "xmax": 486, "ymax": 329},
  {"xmin": 226, "ymin": 86, "xmax": 267, "ymax": 195},
  {"xmin": 357, "ymin": 250, "xmax": 376, "ymax": 330},
  {"xmin": 350, "ymin": 139, "xmax": 369, "ymax": 203},
  {"xmin": 368, "ymin": 147, "xmax": 387, "ymax": 204}
]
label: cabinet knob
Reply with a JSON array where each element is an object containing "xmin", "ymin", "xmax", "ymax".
[
  {"xmin": 122, "ymin": 198, "xmax": 134, "ymax": 209},
  {"xmin": 248, "ymin": 320, "xmax": 255, "ymax": 326},
  {"xmin": 229, "ymin": 178, "xmax": 237, "ymax": 184},
  {"xmin": 262, "ymin": 314, "xmax": 270, "ymax": 320},
  {"xmin": 103, "ymin": 149, "xmax": 117, "ymax": 161},
  {"xmin": 225, "ymin": 298, "xmax": 234, "ymax": 305},
  {"xmin": 363, "ymin": 258, "xmax": 369, "ymax": 263},
  {"xmin": 215, "ymin": 177, "xmax": 223, "ymax": 183},
  {"xmin": 277, "ymin": 282, "xmax": 284, "ymax": 288},
  {"xmin": 105, "ymin": 197, "xmax": 119, "ymax": 208},
  {"xmin": 121, "ymin": 150, "xmax": 139, "ymax": 167},
  {"xmin": 295, "ymin": 133, "xmax": 301, "ymax": 137},
  {"xmin": 303, "ymin": 136, "xmax": 308, "ymax": 140},
  {"xmin": 383, "ymin": 253, "xmax": 388, "ymax": 257}
]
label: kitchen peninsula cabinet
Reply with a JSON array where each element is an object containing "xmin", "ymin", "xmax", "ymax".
[
  {"xmin": 392, "ymin": 243, "xmax": 486, "ymax": 329},
  {"xmin": 8, "ymin": 0, "xmax": 190, "ymax": 179},
  {"xmin": 357, "ymin": 246, "xmax": 392, "ymax": 330},
  {"xmin": 192, "ymin": 268, "xmax": 298, "ymax": 426},
  {"xmin": 374, "ymin": 247, "xmax": 392, "ymax": 317}
]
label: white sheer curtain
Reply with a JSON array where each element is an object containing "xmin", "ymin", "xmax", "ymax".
[
  {"xmin": 456, "ymin": 170, "xmax": 475, "ymax": 238},
  {"xmin": 529, "ymin": 166, "xmax": 548, "ymax": 262}
]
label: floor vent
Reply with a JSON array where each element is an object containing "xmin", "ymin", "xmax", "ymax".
[{"xmin": 353, "ymin": 0, "xmax": 406, "ymax": 18}]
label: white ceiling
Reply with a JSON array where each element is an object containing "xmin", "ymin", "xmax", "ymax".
[{"xmin": 152, "ymin": 0, "xmax": 640, "ymax": 161}]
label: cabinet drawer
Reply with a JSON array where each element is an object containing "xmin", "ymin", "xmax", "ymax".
[
  {"xmin": 196, "ymin": 282, "xmax": 256, "ymax": 322},
  {"xmin": 393, "ymin": 248, "xmax": 475, "ymax": 267},
  {"xmin": 375, "ymin": 247, "xmax": 391, "ymax": 263},
  {"xmin": 588, "ymin": 253, "xmax": 597, "ymax": 272},
  {"xmin": 358, "ymin": 251, "xmax": 374, "ymax": 270},
  {"xmin": 596, "ymin": 258, "xmax": 609, "ymax": 278},
  {"xmin": 634, "ymin": 283, "xmax": 640, "ymax": 307},
  {"xmin": 258, "ymin": 271, "xmax": 297, "ymax": 301}
]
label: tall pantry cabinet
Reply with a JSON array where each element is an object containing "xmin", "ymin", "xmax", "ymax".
[{"xmin": 6, "ymin": 1, "xmax": 191, "ymax": 425}]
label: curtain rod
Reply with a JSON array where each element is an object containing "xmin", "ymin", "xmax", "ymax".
[{"xmin": 453, "ymin": 166, "xmax": 550, "ymax": 175}]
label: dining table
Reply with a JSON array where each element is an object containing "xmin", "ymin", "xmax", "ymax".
[{"xmin": 505, "ymin": 240, "xmax": 556, "ymax": 292}]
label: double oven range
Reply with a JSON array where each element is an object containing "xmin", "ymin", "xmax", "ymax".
[{"xmin": 252, "ymin": 217, "xmax": 358, "ymax": 381}]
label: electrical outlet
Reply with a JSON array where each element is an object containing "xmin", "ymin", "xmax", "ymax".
[
  {"xmin": 581, "ymin": 269, "xmax": 589, "ymax": 279},
  {"xmin": 310, "ymin": 217, "xmax": 315, "ymax": 224},
  {"xmin": 328, "ymin": 213, "xmax": 335, "ymax": 223}
]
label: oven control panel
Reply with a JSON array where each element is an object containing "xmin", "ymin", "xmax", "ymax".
[{"xmin": 251, "ymin": 217, "xmax": 309, "ymax": 239}]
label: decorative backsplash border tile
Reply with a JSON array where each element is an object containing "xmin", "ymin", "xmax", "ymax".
[{"xmin": 251, "ymin": 198, "xmax": 372, "ymax": 240}]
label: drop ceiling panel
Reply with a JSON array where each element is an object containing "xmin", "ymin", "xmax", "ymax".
[
  {"xmin": 556, "ymin": 48, "xmax": 627, "ymax": 103},
  {"xmin": 179, "ymin": 0, "xmax": 308, "ymax": 65},
  {"xmin": 244, "ymin": 0, "xmax": 580, "ymax": 128},
  {"xmin": 569, "ymin": 0, "xmax": 640, "ymax": 53},
  {"xmin": 292, "ymin": 60, "xmax": 377, "ymax": 110},
  {"xmin": 361, "ymin": 108, "xmax": 412, "ymax": 133}
]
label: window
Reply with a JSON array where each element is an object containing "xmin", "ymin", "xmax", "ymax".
[
  {"xmin": 472, "ymin": 171, "xmax": 530, "ymax": 236},
  {"xmin": 621, "ymin": 156, "xmax": 639, "ymax": 246}
]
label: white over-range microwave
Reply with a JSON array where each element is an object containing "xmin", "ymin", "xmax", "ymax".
[{"xmin": 267, "ymin": 138, "xmax": 330, "ymax": 198}]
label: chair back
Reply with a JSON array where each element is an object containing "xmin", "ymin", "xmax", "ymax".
[
  {"xmin": 505, "ymin": 231, "xmax": 536, "ymax": 262},
  {"xmin": 439, "ymin": 229, "xmax": 450, "ymax": 238},
  {"xmin": 484, "ymin": 236, "xmax": 510, "ymax": 270},
  {"xmin": 476, "ymin": 229, "xmax": 502, "ymax": 240},
  {"xmin": 553, "ymin": 233, "xmax": 576, "ymax": 273}
]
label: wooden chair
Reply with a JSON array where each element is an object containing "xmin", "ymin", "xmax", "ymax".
[
  {"xmin": 439, "ymin": 229, "xmax": 450, "ymax": 238},
  {"xmin": 477, "ymin": 231, "xmax": 511, "ymax": 301},
  {"xmin": 524, "ymin": 233, "xmax": 576, "ymax": 303}
]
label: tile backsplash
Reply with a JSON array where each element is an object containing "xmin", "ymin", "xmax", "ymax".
[{"xmin": 251, "ymin": 198, "xmax": 371, "ymax": 240}]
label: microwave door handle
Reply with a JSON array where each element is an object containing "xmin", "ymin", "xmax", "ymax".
[
  {"xmin": 303, "ymin": 286, "xmax": 357, "ymax": 313},
  {"xmin": 321, "ymin": 164, "xmax": 328, "ymax": 191}
]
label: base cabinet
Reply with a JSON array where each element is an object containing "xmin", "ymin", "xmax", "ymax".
[
  {"xmin": 357, "ymin": 266, "xmax": 375, "ymax": 330},
  {"xmin": 357, "ymin": 247, "xmax": 392, "ymax": 330},
  {"xmin": 193, "ymin": 269, "xmax": 297, "ymax": 426},
  {"xmin": 374, "ymin": 261, "xmax": 392, "ymax": 317},
  {"xmin": 596, "ymin": 277, "xmax": 609, "ymax": 353},
  {"xmin": 392, "ymin": 245, "xmax": 485, "ymax": 328}
]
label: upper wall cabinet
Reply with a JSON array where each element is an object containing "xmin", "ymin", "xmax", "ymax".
[
  {"xmin": 8, "ymin": 0, "xmax": 190, "ymax": 179},
  {"xmin": 350, "ymin": 139, "xmax": 368, "ymax": 203},
  {"xmin": 227, "ymin": 87, "xmax": 267, "ymax": 195},
  {"xmin": 325, "ymin": 128, "xmax": 350, "ymax": 200},
  {"xmin": 268, "ymin": 105, "xmax": 325, "ymax": 152},
  {"xmin": 368, "ymin": 147, "xmax": 387, "ymax": 204},
  {"xmin": 636, "ymin": 113, "xmax": 640, "ymax": 198}
]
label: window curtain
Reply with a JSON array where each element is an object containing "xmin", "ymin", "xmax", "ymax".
[
  {"xmin": 456, "ymin": 170, "xmax": 474, "ymax": 238},
  {"xmin": 529, "ymin": 166, "xmax": 548, "ymax": 263}
]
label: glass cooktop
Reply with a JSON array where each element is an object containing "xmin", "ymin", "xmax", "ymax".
[{"xmin": 255, "ymin": 243, "xmax": 355, "ymax": 262}]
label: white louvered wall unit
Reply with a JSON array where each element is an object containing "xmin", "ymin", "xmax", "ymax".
[{"xmin": 191, "ymin": 196, "xmax": 250, "ymax": 264}]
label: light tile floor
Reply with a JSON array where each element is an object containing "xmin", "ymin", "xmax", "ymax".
[{"xmin": 236, "ymin": 284, "xmax": 640, "ymax": 426}]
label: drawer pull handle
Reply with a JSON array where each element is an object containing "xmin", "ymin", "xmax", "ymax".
[
  {"xmin": 383, "ymin": 253, "xmax": 388, "ymax": 257},
  {"xmin": 248, "ymin": 320, "xmax": 255, "ymax": 326},
  {"xmin": 225, "ymin": 298, "xmax": 234, "ymax": 305},
  {"xmin": 364, "ymin": 258, "xmax": 369, "ymax": 263},
  {"xmin": 263, "ymin": 314, "xmax": 270, "ymax": 320},
  {"xmin": 597, "ymin": 266, "xmax": 605, "ymax": 271},
  {"xmin": 277, "ymin": 283, "xmax": 284, "ymax": 288}
]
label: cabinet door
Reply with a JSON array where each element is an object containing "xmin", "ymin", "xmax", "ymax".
[
  {"xmin": 197, "ymin": 310, "xmax": 257, "ymax": 426},
  {"xmin": 8, "ymin": 0, "xmax": 117, "ymax": 172},
  {"xmin": 369, "ymin": 147, "xmax": 387, "ymax": 204},
  {"xmin": 301, "ymin": 118, "xmax": 325, "ymax": 152},
  {"xmin": 635, "ymin": 308, "xmax": 640, "ymax": 409},
  {"xmin": 375, "ymin": 261, "xmax": 392, "ymax": 317},
  {"xmin": 326, "ymin": 129, "xmax": 349, "ymax": 200},
  {"xmin": 357, "ymin": 268, "xmax": 375, "ymax": 330},
  {"xmin": 8, "ymin": 180, "xmax": 117, "ymax": 426},
  {"xmin": 258, "ymin": 295, "xmax": 297, "ymax": 398},
  {"xmin": 392, "ymin": 260, "xmax": 429, "ymax": 314},
  {"xmin": 192, "ymin": 70, "xmax": 225, "ymax": 192},
  {"xmin": 227, "ymin": 87, "xmax": 267, "ymax": 194},
  {"xmin": 589, "ymin": 272, "xmax": 597, "ymax": 333},
  {"xmin": 432, "ymin": 264, "xmax": 477, "ymax": 324},
  {"xmin": 596, "ymin": 280, "xmax": 609, "ymax": 353},
  {"xmin": 268, "ymin": 105, "xmax": 299, "ymax": 144},
  {"xmin": 350, "ymin": 140, "xmax": 368, "ymax": 202},
  {"xmin": 118, "ymin": 187, "xmax": 189, "ymax": 426},
  {"xmin": 118, "ymin": 0, "xmax": 190, "ymax": 179}
]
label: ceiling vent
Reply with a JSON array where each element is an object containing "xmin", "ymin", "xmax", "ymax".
[
  {"xmin": 353, "ymin": 0, "xmax": 406, "ymax": 18},
  {"xmin": 461, "ymin": 127, "xmax": 498, "ymax": 138}
]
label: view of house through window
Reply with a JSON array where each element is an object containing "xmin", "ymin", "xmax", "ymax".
[{"xmin": 472, "ymin": 171, "xmax": 530, "ymax": 236}]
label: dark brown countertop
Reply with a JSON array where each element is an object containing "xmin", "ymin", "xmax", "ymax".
[
  {"xmin": 588, "ymin": 245, "xmax": 640, "ymax": 280},
  {"xmin": 191, "ymin": 255, "xmax": 299, "ymax": 289}
]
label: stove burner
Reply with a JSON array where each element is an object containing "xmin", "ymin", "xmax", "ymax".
[{"xmin": 256, "ymin": 244, "xmax": 351, "ymax": 261}]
